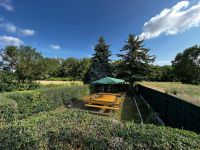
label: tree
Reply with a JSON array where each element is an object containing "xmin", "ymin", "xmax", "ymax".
[
  {"xmin": 111, "ymin": 60, "xmax": 125, "ymax": 78},
  {"xmin": 0, "ymin": 46, "xmax": 18, "ymax": 71},
  {"xmin": 172, "ymin": 45, "xmax": 200, "ymax": 84},
  {"xmin": 60, "ymin": 57, "xmax": 80, "ymax": 80},
  {"xmin": 0, "ymin": 46, "xmax": 44, "ymax": 82},
  {"xmin": 78, "ymin": 58, "xmax": 91, "ymax": 83},
  {"xmin": 146, "ymin": 65, "xmax": 177, "ymax": 82},
  {"xmin": 89, "ymin": 37, "xmax": 112, "ymax": 82},
  {"xmin": 117, "ymin": 34, "xmax": 155, "ymax": 85},
  {"xmin": 42, "ymin": 58, "xmax": 62, "ymax": 79}
]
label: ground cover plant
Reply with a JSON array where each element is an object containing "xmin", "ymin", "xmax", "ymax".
[
  {"xmin": 139, "ymin": 81, "xmax": 200, "ymax": 106},
  {"xmin": 0, "ymin": 107, "xmax": 199, "ymax": 150},
  {"xmin": 0, "ymin": 84, "xmax": 200, "ymax": 149},
  {"xmin": 0, "ymin": 85, "xmax": 89, "ymax": 122}
]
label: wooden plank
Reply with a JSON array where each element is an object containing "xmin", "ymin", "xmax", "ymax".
[
  {"xmin": 99, "ymin": 92, "xmax": 122, "ymax": 96},
  {"xmin": 85, "ymin": 104, "xmax": 119, "ymax": 110},
  {"xmin": 86, "ymin": 101, "xmax": 116, "ymax": 105},
  {"xmin": 85, "ymin": 97, "xmax": 121, "ymax": 106},
  {"xmin": 92, "ymin": 95, "xmax": 116, "ymax": 103}
]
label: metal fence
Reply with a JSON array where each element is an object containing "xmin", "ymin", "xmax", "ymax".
[{"xmin": 137, "ymin": 84, "xmax": 200, "ymax": 133}]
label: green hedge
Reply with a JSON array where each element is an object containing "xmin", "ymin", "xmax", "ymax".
[
  {"xmin": 0, "ymin": 85, "xmax": 89, "ymax": 121},
  {"xmin": 0, "ymin": 96, "xmax": 18, "ymax": 122},
  {"xmin": 0, "ymin": 108, "xmax": 199, "ymax": 150},
  {"xmin": 46, "ymin": 77, "xmax": 75, "ymax": 81}
]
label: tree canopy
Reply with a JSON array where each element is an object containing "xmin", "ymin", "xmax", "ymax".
[
  {"xmin": 172, "ymin": 45, "xmax": 200, "ymax": 84},
  {"xmin": 1, "ymin": 34, "xmax": 200, "ymax": 93},
  {"xmin": 89, "ymin": 37, "xmax": 112, "ymax": 82},
  {"xmin": 117, "ymin": 34, "xmax": 155, "ymax": 84},
  {"xmin": 1, "ymin": 46, "xmax": 44, "ymax": 82}
]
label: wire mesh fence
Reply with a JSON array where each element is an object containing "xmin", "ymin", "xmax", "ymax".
[{"xmin": 137, "ymin": 84, "xmax": 200, "ymax": 133}]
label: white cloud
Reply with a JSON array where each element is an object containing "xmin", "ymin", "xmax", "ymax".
[
  {"xmin": 0, "ymin": 20, "xmax": 35, "ymax": 36},
  {"xmin": 140, "ymin": 1, "xmax": 200, "ymax": 39},
  {"xmin": 19, "ymin": 29, "xmax": 35, "ymax": 36},
  {"xmin": 49, "ymin": 44, "xmax": 61, "ymax": 50},
  {"xmin": 0, "ymin": 0, "xmax": 14, "ymax": 11},
  {"xmin": 0, "ymin": 23, "xmax": 16, "ymax": 33},
  {"xmin": 0, "ymin": 35, "xmax": 23, "ymax": 46}
]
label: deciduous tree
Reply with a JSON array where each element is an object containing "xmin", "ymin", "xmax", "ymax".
[{"xmin": 172, "ymin": 45, "xmax": 200, "ymax": 84}]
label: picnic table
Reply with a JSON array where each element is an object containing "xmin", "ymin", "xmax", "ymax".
[{"xmin": 84, "ymin": 93, "xmax": 122, "ymax": 110}]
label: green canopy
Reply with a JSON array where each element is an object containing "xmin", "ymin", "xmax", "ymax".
[{"xmin": 92, "ymin": 77, "xmax": 125, "ymax": 84}]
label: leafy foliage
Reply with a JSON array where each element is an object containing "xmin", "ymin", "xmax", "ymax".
[
  {"xmin": 146, "ymin": 65, "xmax": 178, "ymax": 82},
  {"xmin": 89, "ymin": 37, "xmax": 112, "ymax": 82},
  {"xmin": 0, "ymin": 96, "xmax": 18, "ymax": 122},
  {"xmin": 41, "ymin": 58, "xmax": 62, "ymax": 79},
  {"xmin": 0, "ymin": 71, "xmax": 39, "ymax": 92},
  {"xmin": 117, "ymin": 34, "xmax": 155, "ymax": 83},
  {"xmin": 0, "ymin": 85, "xmax": 89, "ymax": 121},
  {"xmin": 1, "ymin": 46, "xmax": 45, "ymax": 82},
  {"xmin": 46, "ymin": 77, "xmax": 73, "ymax": 81},
  {"xmin": 0, "ymin": 108, "xmax": 199, "ymax": 149},
  {"xmin": 172, "ymin": 45, "xmax": 200, "ymax": 84},
  {"xmin": 0, "ymin": 71, "xmax": 17, "ymax": 92},
  {"xmin": 60, "ymin": 57, "xmax": 91, "ymax": 81}
]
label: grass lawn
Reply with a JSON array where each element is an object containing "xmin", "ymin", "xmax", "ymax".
[
  {"xmin": 114, "ymin": 95, "xmax": 141, "ymax": 123},
  {"xmin": 113, "ymin": 94, "xmax": 154, "ymax": 123},
  {"xmin": 139, "ymin": 81, "xmax": 200, "ymax": 106},
  {"xmin": 36, "ymin": 80, "xmax": 83, "ymax": 85}
]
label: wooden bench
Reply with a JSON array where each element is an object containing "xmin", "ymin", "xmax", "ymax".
[{"xmin": 84, "ymin": 93, "xmax": 122, "ymax": 110}]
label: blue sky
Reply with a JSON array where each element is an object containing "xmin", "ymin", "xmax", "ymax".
[{"xmin": 0, "ymin": 0, "xmax": 200, "ymax": 65}]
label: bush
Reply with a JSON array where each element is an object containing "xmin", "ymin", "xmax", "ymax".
[
  {"xmin": 0, "ymin": 71, "xmax": 40, "ymax": 92},
  {"xmin": 0, "ymin": 96, "xmax": 18, "ymax": 122},
  {"xmin": 0, "ymin": 71, "xmax": 17, "ymax": 92},
  {"xmin": 16, "ymin": 81, "xmax": 40, "ymax": 91},
  {"xmin": 0, "ymin": 85, "xmax": 89, "ymax": 121},
  {"xmin": 46, "ymin": 77, "xmax": 74, "ymax": 81},
  {"xmin": 0, "ymin": 108, "xmax": 199, "ymax": 149}
]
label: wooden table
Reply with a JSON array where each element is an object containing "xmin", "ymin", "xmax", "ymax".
[
  {"xmin": 92, "ymin": 95, "xmax": 116, "ymax": 103},
  {"xmin": 84, "ymin": 93, "xmax": 121, "ymax": 110}
]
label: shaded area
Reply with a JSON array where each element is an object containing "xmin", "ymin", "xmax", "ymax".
[
  {"xmin": 70, "ymin": 99, "xmax": 113, "ymax": 116},
  {"xmin": 71, "ymin": 92, "xmax": 160, "ymax": 124},
  {"xmin": 114, "ymin": 94, "xmax": 141, "ymax": 123}
]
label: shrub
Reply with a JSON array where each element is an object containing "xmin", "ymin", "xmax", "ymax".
[
  {"xmin": 16, "ymin": 81, "xmax": 40, "ymax": 91},
  {"xmin": 165, "ymin": 88, "xmax": 178, "ymax": 95},
  {"xmin": 0, "ymin": 96, "xmax": 18, "ymax": 122},
  {"xmin": 0, "ymin": 108, "xmax": 199, "ymax": 149},
  {"xmin": 46, "ymin": 77, "xmax": 73, "ymax": 81},
  {"xmin": 0, "ymin": 71, "xmax": 40, "ymax": 93},
  {"xmin": 0, "ymin": 85, "xmax": 89, "ymax": 121},
  {"xmin": 0, "ymin": 72, "xmax": 17, "ymax": 92}
]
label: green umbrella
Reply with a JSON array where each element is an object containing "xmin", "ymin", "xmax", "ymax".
[{"xmin": 92, "ymin": 77, "xmax": 125, "ymax": 84}]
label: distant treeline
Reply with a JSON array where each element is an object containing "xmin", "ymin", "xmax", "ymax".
[{"xmin": 0, "ymin": 34, "xmax": 200, "ymax": 92}]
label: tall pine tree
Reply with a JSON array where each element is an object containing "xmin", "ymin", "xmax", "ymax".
[
  {"xmin": 118, "ymin": 34, "xmax": 155, "ymax": 85},
  {"xmin": 89, "ymin": 37, "xmax": 112, "ymax": 82}
]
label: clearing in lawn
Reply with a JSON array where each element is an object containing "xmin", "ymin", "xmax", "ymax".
[
  {"xmin": 36, "ymin": 80, "xmax": 83, "ymax": 85},
  {"xmin": 139, "ymin": 81, "xmax": 200, "ymax": 106}
]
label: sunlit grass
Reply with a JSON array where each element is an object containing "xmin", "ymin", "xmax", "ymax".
[
  {"xmin": 139, "ymin": 81, "xmax": 200, "ymax": 106},
  {"xmin": 36, "ymin": 80, "xmax": 83, "ymax": 86}
]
